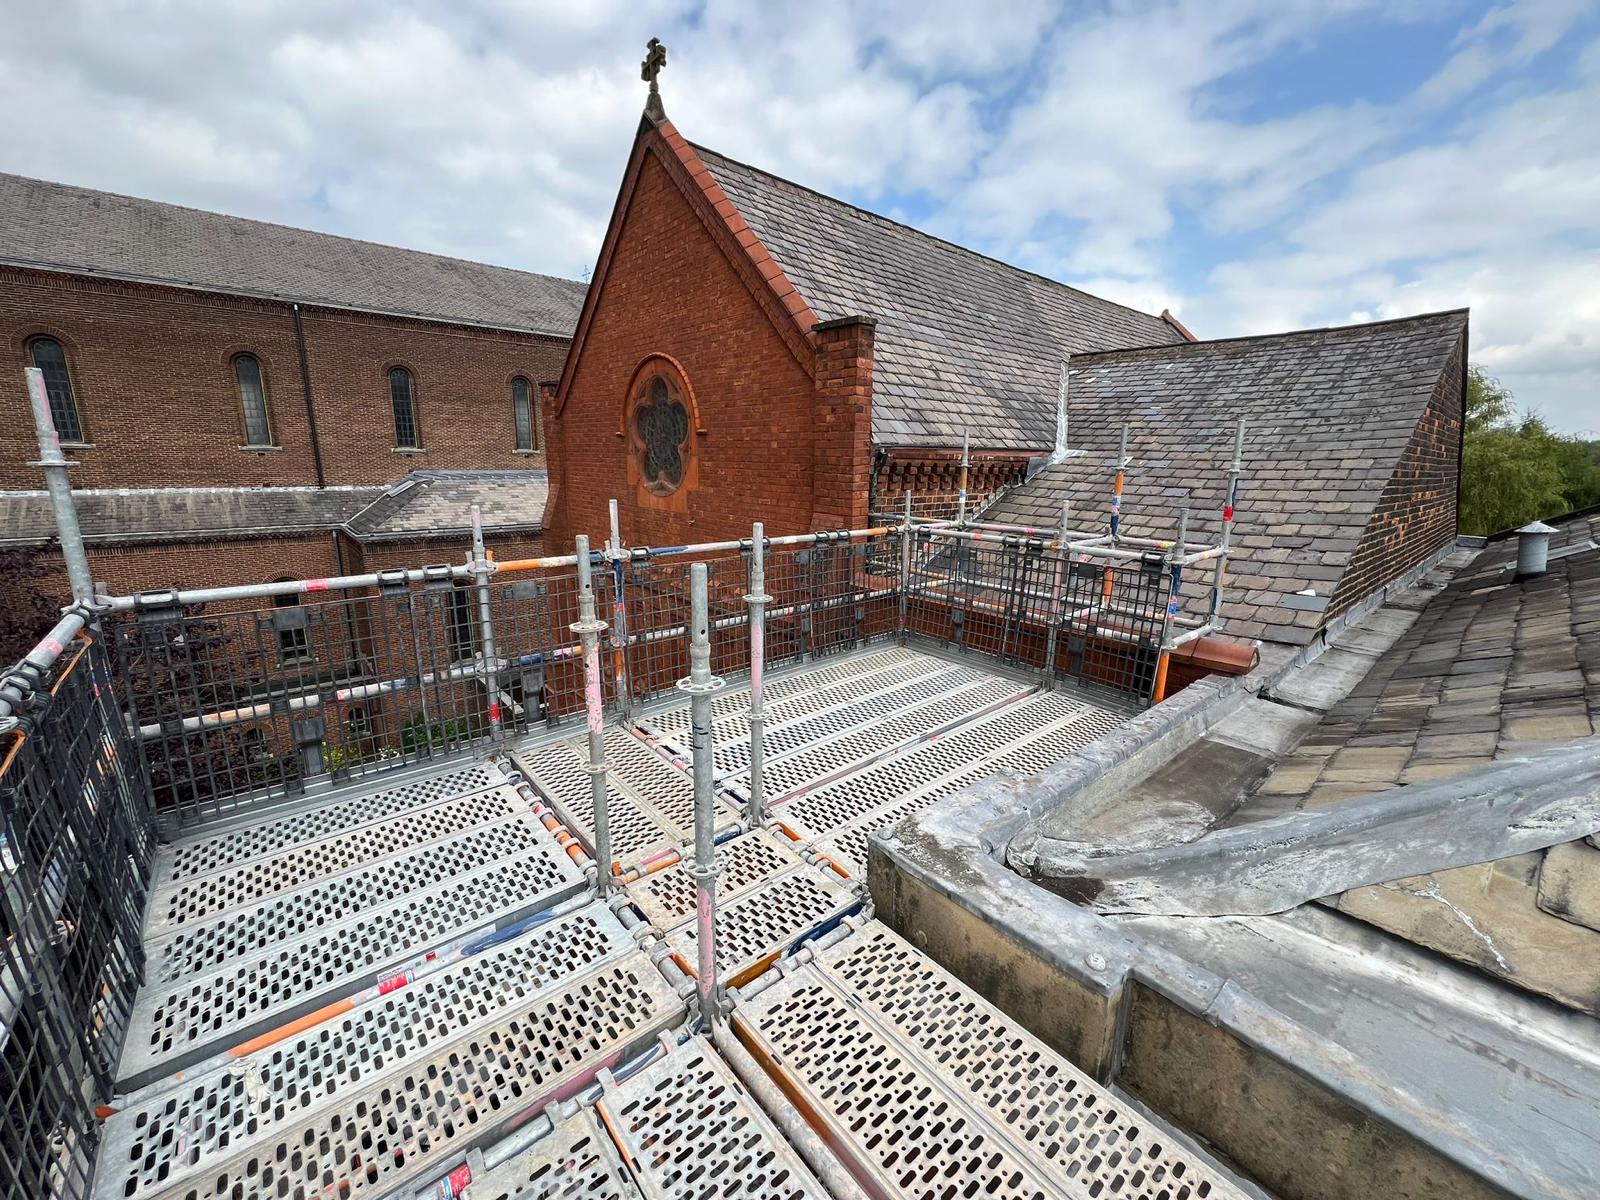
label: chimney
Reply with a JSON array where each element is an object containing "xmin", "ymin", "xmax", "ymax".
[{"xmin": 1514, "ymin": 520, "xmax": 1556, "ymax": 579}]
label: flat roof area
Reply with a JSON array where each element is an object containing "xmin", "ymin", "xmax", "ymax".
[{"xmin": 99, "ymin": 645, "xmax": 1264, "ymax": 1200}]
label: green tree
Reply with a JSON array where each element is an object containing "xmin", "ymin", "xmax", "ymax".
[{"xmin": 1458, "ymin": 366, "xmax": 1599, "ymax": 535}]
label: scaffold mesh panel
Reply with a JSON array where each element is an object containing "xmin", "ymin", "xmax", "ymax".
[
  {"xmin": 147, "ymin": 785, "xmax": 527, "ymax": 927},
  {"xmin": 119, "ymin": 842, "xmax": 583, "ymax": 1087},
  {"xmin": 106, "ymin": 955, "xmax": 682, "ymax": 1200},
  {"xmin": 667, "ymin": 866, "xmax": 854, "ymax": 985},
  {"xmin": 156, "ymin": 763, "xmax": 501, "ymax": 884},
  {"xmin": 626, "ymin": 828, "xmax": 803, "ymax": 931},
  {"xmin": 467, "ymin": 1108, "xmax": 639, "ymax": 1200},
  {"xmin": 101, "ymin": 904, "xmax": 634, "ymax": 1200},
  {"xmin": 144, "ymin": 815, "xmax": 546, "ymax": 963},
  {"xmin": 600, "ymin": 1035, "xmax": 829, "ymax": 1199}
]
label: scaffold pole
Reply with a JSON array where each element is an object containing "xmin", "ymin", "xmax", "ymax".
[
  {"xmin": 678, "ymin": 561, "xmax": 726, "ymax": 1023},
  {"xmin": 24, "ymin": 367, "xmax": 92, "ymax": 603},
  {"xmin": 469, "ymin": 505, "xmax": 504, "ymax": 745},
  {"xmin": 572, "ymin": 533, "xmax": 613, "ymax": 893},
  {"xmin": 745, "ymin": 522, "xmax": 770, "ymax": 827}
]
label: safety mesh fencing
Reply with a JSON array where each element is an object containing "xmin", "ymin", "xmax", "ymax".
[
  {"xmin": 106, "ymin": 569, "xmax": 606, "ymax": 829},
  {"xmin": 904, "ymin": 529, "xmax": 1170, "ymax": 698},
  {"xmin": 619, "ymin": 535, "xmax": 903, "ymax": 710},
  {"xmin": 0, "ymin": 633, "xmax": 154, "ymax": 1200}
]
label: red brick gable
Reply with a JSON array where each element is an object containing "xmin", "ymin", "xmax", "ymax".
[{"xmin": 554, "ymin": 118, "xmax": 818, "ymax": 417}]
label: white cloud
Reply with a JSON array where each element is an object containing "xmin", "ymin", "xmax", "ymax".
[{"xmin": 0, "ymin": 1, "xmax": 1594, "ymax": 430}]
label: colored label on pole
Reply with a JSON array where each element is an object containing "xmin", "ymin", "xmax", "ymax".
[
  {"xmin": 304, "ymin": 578, "xmax": 329, "ymax": 592},
  {"xmin": 435, "ymin": 1163, "xmax": 472, "ymax": 1198}
]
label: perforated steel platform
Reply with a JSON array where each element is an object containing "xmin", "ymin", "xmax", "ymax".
[
  {"xmin": 735, "ymin": 920, "xmax": 1248, "ymax": 1200},
  {"xmin": 101, "ymin": 902, "xmax": 647, "ymax": 1200},
  {"xmin": 512, "ymin": 728, "xmax": 736, "ymax": 873},
  {"xmin": 781, "ymin": 685, "xmax": 1133, "ymax": 872},
  {"xmin": 597, "ymin": 1035, "xmax": 829, "ymax": 1199},
  {"xmin": 119, "ymin": 776, "xmax": 587, "ymax": 1089},
  {"xmin": 465, "ymin": 1106, "xmax": 640, "ymax": 1200}
]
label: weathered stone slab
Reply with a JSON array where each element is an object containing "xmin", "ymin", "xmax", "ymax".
[{"xmin": 1536, "ymin": 838, "xmax": 1600, "ymax": 933}]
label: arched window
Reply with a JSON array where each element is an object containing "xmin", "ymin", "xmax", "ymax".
[
  {"xmin": 233, "ymin": 353, "xmax": 273, "ymax": 447},
  {"xmin": 512, "ymin": 376, "xmax": 536, "ymax": 451},
  {"xmin": 28, "ymin": 336, "xmax": 83, "ymax": 443},
  {"xmin": 389, "ymin": 367, "xmax": 419, "ymax": 449}
]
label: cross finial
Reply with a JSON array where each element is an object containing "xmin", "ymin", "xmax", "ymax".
[{"xmin": 641, "ymin": 37, "xmax": 667, "ymax": 120}]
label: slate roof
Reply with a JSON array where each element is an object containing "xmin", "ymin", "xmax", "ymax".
[
  {"xmin": 0, "ymin": 486, "xmax": 380, "ymax": 545},
  {"xmin": 695, "ymin": 146, "xmax": 1183, "ymax": 452},
  {"xmin": 0, "ymin": 173, "xmax": 588, "ymax": 336},
  {"xmin": 343, "ymin": 470, "xmax": 547, "ymax": 542},
  {"xmin": 0, "ymin": 470, "xmax": 547, "ymax": 546},
  {"xmin": 982, "ymin": 310, "xmax": 1469, "ymax": 645},
  {"xmin": 1244, "ymin": 508, "xmax": 1600, "ymax": 811}
]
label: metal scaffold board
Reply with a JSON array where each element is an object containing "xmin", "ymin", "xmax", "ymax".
[
  {"xmin": 639, "ymin": 645, "xmax": 915, "ymax": 739},
  {"xmin": 732, "ymin": 675, "xmax": 1032, "ymax": 802},
  {"xmin": 143, "ymin": 811, "xmax": 548, "ymax": 958},
  {"xmin": 597, "ymin": 1035, "xmax": 830, "ymax": 1200},
  {"xmin": 625, "ymin": 827, "xmax": 806, "ymax": 933},
  {"xmin": 118, "ymin": 827, "xmax": 586, "ymax": 1089},
  {"xmin": 666, "ymin": 860, "xmax": 856, "ymax": 989},
  {"xmin": 465, "ymin": 1107, "xmax": 641, "ymax": 1200},
  {"xmin": 645, "ymin": 653, "xmax": 950, "ymax": 771},
  {"xmin": 99, "ymin": 902, "xmax": 640, "ymax": 1200},
  {"xmin": 779, "ymin": 686, "xmax": 1132, "ymax": 848},
  {"xmin": 735, "ymin": 921, "xmax": 1247, "ymax": 1200},
  {"xmin": 512, "ymin": 729, "xmax": 735, "ymax": 873},
  {"xmin": 104, "ymin": 951, "xmax": 683, "ymax": 1200},
  {"xmin": 144, "ymin": 783, "xmax": 531, "ymax": 930},
  {"xmin": 152, "ymin": 762, "xmax": 503, "ymax": 887},
  {"xmin": 707, "ymin": 660, "xmax": 993, "ymax": 777}
]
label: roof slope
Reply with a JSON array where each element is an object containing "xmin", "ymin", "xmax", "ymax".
[
  {"xmin": 344, "ymin": 469, "xmax": 547, "ymax": 541},
  {"xmin": 0, "ymin": 173, "xmax": 587, "ymax": 336},
  {"xmin": 0, "ymin": 486, "xmax": 380, "ymax": 545},
  {"xmin": 984, "ymin": 310, "xmax": 1469, "ymax": 645},
  {"xmin": 696, "ymin": 147, "xmax": 1183, "ymax": 452}
]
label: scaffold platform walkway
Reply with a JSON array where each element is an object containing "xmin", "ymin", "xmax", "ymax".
[{"xmin": 94, "ymin": 645, "xmax": 1250, "ymax": 1200}]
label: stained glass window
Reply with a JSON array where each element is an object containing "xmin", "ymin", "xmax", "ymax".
[{"xmin": 632, "ymin": 374, "xmax": 690, "ymax": 496}]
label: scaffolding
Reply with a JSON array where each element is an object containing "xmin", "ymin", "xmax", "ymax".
[{"xmin": 0, "ymin": 381, "xmax": 1251, "ymax": 1200}]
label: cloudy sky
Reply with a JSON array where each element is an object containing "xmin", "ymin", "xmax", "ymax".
[{"xmin": 3, "ymin": 0, "xmax": 1596, "ymax": 431}]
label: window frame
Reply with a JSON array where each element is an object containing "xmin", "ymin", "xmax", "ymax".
[
  {"xmin": 26, "ymin": 335, "xmax": 86, "ymax": 444},
  {"xmin": 388, "ymin": 365, "xmax": 421, "ymax": 450},
  {"xmin": 512, "ymin": 375, "xmax": 537, "ymax": 452},
  {"xmin": 232, "ymin": 352, "xmax": 275, "ymax": 448}
]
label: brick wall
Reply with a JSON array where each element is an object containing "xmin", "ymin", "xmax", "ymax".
[
  {"xmin": 811, "ymin": 318, "xmax": 875, "ymax": 529},
  {"xmin": 0, "ymin": 267, "xmax": 567, "ymax": 490},
  {"xmin": 1329, "ymin": 331, "xmax": 1465, "ymax": 616},
  {"xmin": 544, "ymin": 146, "xmax": 819, "ymax": 552}
]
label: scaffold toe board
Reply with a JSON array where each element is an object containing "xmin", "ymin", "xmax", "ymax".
[
  {"xmin": 734, "ymin": 920, "xmax": 1250, "ymax": 1200},
  {"xmin": 99, "ymin": 943, "xmax": 684, "ymax": 1200},
  {"xmin": 597, "ymin": 1035, "xmax": 832, "ymax": 1200},
  {"xmin": 99, "ymin": 900, "xmax": 640, "ymax": 1200},
  {"xmin": 459, "ymin": 1106, "xmax": 641, "ymax": 1200},
  {"xmin": 116, "ymin": 810, "xmax": 587, "ymax": 1089}
]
